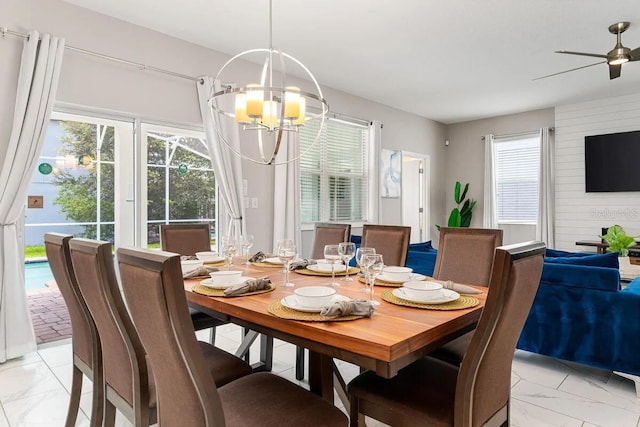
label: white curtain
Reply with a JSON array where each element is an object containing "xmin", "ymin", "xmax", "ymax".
[
  {"xmin": 0, "ymin": 31, "xmax": 65, "ymax": 362},
  {"xmin": 482, "ymin": 134, "xmax": 498, "ymax": 228},
  {"xmin": 536, "ymin": 127, "xmax": 555, "ymax": 247},
  {"xmin": 197, "ymin": 77, "xmax": 246, "ymax": 240},
  {"xmin": 272, "ymin": 132, "xmax": 301, "ymax": 251},
  {"xmin": 368, "ymin": 121, "xmax": 382, "ymax": 224}
]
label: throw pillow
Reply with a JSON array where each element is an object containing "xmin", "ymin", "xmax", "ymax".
[{"xmin": 409, "ymin": 241, "xmax": 433, "ymax": 252}]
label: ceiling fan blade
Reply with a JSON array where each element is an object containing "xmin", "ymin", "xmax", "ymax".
[
  {"xmin": 609, "ymin": 63, "xmax": 622, "ymax": 79},
  {"xmin": 533, "ymin": 60, "xmax": 606, "ymax": 81},
  {"xmin": 629, "ymin": 46, "xmax": 640, "ymax": 60},
  {"xmin": 555, "ymin": 50, "xmax": 608, "ymax": 59}
]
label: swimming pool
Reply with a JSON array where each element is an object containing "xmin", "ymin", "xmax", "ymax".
[{"xmin": 25, "ymin": 261, "xmax": 54, "ymax": 291}]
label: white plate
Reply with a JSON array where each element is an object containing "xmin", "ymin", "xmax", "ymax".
[
  {"xmin": 307, "ymin": 264, "xmax": 347, "ymax": 273},
  {"xmin": 281, "ymin": 294, "xmax": 350, "ymax": 313},
  {"xmin": 263, "ymin": 257, "xmax": 285, "ymax": 265},
  {"xmin": 200, "ymin": 277, "xmax": 251, "ymax": 289},
  {"xmin": 377, "ymin": 273, "xmax": 427, "ymax": 284},
  {"xmin": 202, "ymin": 256, "xmax": 225, "ymax": 264},
  {"xmin": 392, "ymin": 287, "xmax": 460, "ymax": 304}
]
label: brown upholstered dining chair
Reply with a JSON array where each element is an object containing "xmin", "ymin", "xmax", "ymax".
[
  {"xmin": 310, "ymin": 222, "xmax": 351, "ymax": 259},
  {"xmin": 69, "ymin": 238, "xmax": 252, "ymax": 427},
  {"xmin": 361, "ymin": 224, "xmax": 411, "ymax": 266},
  {"xmin": 348, "ymin": 241, "xmax": 545, "ymax": 427},
  {"xmin": 429, "ymin": 227, "xmax": 503, "ymax": 366},
  {"xmin": 160, "ymin": 223, "xmax": 226, "ymax": 344},
  {"xmin": 44, "ymin": 233, "xmax": 103, "ymax": 427},
  {"xmin": 115, "ymin": 246, "xmax": 348, "ymax": 427}
]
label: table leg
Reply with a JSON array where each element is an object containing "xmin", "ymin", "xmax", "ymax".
[{"xmin": 308, "ymin": 351, "xmax": 334, "ymax": 403}]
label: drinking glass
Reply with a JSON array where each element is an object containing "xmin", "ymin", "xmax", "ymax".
[
  {"xmin": 277, "ymin": 240, "xmax": 297, "ymax": 287},
  {"xmin": 355, "ymin": 247, "xmax": 376, "ymax": 292},
  {"xmin": 338, "ymin": 242, "xmax": 356, "ymax": 282},
  {"xmin": 276, "ymin": 238, "xmax": 294, "ymax": 273},
  {"xmin": 221, "ymin": 235, "xmax": 237, "ymax": 271},
  {"xmin": 362, "ymin": 253, "xmax": 384, "ymax": 307},
  {"xmin": 240, "ymin": 234, "xmax": 254, "ymax": 265},
  {"xmin": 324, "ymin": 244, "xmax": 342, "ymax": 287}
]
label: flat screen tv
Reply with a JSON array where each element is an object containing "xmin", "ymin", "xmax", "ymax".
[{"xmin": 585, "ymin": 130, "xmax": 640, "ymax": 192}]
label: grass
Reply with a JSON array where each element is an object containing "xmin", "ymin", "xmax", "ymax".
[{"xmin": 25, "ymin": 245, "xmax": 46, "ymax": 259}]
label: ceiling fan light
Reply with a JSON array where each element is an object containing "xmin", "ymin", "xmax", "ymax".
[{"xmin": 609, "ymin": 56, "xmax": 629, "ymax": 65}]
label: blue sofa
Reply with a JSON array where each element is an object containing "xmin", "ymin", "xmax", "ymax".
[{"xmin": 352, "ymin": 237, "xmax": 640, "ymax": 378}]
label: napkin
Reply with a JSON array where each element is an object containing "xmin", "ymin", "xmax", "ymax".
[
  {"xmin": 320, "ymin": 299, "xmax": 374, "ymax": 318},
  {"xmin": 183, "ymin": 266, "xmax": 219, "ymax": 279},
  {"xmin": 248, "ymin": 251, "xmax": 267, "ymax": 263},
  {"xmin": 223, "ymin": 277, "xmax": 272, "ymax": 296},
  {"xmin": 289, "ymin": 259, "xmax": 317, "ymax": 270},
  {"xmin": 441, "ymin": 280, "xmax": 483, "ymax": 295}
]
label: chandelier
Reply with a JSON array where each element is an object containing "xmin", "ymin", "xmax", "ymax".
[{"xmin": 209, "ymin": 0, "xmax": 329, "ymax": 165}]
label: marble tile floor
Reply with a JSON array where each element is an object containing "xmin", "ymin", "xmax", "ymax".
[{"xmin": 0, "ymin": 323, "xmax": 638, "ymax": 427}]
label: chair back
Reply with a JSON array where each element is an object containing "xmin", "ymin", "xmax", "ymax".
[
  {"xmin": 311, "ymin": 223, "xmax": 351, "ymax": 259},
  {"xmin": 69, "ymin": 238, "xmax": 151, "ymax": 424},
  {"xmin": 117, "ymin": 247, "xmax": 225, "ymax": 427},
  {"xmin": 433, "ymin": 227, "xmax": 503, "ymax": 286},
  {"xmin": 160, "ymin": 223, "xmax": 211, "ymax": 256},
  {"xmin": 44, "ymin": 233, "xmax": 97, "ymax": 369},
  {"xmin": 455, "ymin": 241, "xmax": 545, "ymax": 426},
  {"xmin": 361, "ymin": 224, "xmax": 411, "ymax": 266}
]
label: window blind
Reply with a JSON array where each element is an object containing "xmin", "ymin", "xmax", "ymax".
[
  {"xmin": 300, "ymin": 117, "xmax": 368, "ymax": 223},
  {"xmin": 494, "ymin": 134, "xmax": 540, "ymax": 222}
]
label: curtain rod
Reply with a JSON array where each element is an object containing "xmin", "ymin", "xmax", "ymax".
[
  {"xmin": 481, "ymin": 127, "xmax": 555, "ymax": 141},
  {"xmin": 1, "ymin": 26, "xmax": 202, "ymax": 83}
]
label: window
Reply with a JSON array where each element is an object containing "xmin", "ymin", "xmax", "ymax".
[
  {"xmin": 493, "ymin": 133, "xmax": 540, "ymax": 223},
  {"xmin": 299, "ymin": 117, "xmax": 369, "ymax": 223}
]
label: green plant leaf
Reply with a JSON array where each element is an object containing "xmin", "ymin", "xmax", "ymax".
[
  {"xmin": 448, "ymin": 208, "xmax": 461, "ymax": 227},
  {"xmin": 454, "ymin": 181, "xmax": 461, "ymax": 204},
  {"xmin": 459, "ymin": 183, "xmax": 469, "ymax": 204}
]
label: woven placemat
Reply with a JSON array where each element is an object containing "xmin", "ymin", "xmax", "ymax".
[
  {"xmin": 192, "ymin": 283, "xmax": 276, "ymax": 297},
  {"xmin": 357, "ymin": 275, "xmax": 425, "ymax": 288},
  {"xmin": 381, "ymin": 290, "xmax": 479, "ymax": 310},
  {"xmin": 252, "ymin": 261, "xmax": 284, "ymax": 268},
  {"xmin": 294, "ymin": 267, "xmax": 360, "ymax": 277},
  {"xmin": 267, "ymin": 301, "xmax": 364, "ymax": 322},
  {"xmin": 203, "ymin": 260, "xmax": 227, "ymax": 267}
]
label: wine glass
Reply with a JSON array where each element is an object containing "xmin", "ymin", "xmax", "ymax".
[
  {"xmin": 221, "ymin": 235, "xmax": 237, "ymax": 271},
  {"xmin": 277, "ymin": 240, "xmax": 297, "ymax": 287},
  {"xmin": 362, "ymin": 253, "xmax": 384, "ymax": 307},
  {"xmin": 324, "ymin": 244, "xmax": 342, "ymax": 287},
  {"xmin": 356, "ymin": 247, "xmax": 376, "ymax": 292},
  {"xmin": 240, "ymin": 234, "xmax": 254, "ymax": 265},
  {"xmin": 276, "ymin": 238, "xmax": 294, "ymax": 273},
  {"xmin": 338, "ymin": 242, "xmax": 356, "ymax": 282}
]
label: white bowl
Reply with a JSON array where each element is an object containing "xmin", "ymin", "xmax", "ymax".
[
  {"xmin": 311, "ymin": 263, "xmax": 346, "ymax": 273},
  {"xmin": 382, "ymin": 266, "xmax": 413, "ymax": 282},
  {"xmin": 180, "ymin": 259, "xmax": 204, "ymax": 275},
  {"xmin": 402, "ymin": 281, "xmax": 443, "ymax": 301},
  {"xmin": 294, "ymin": 286, "xmax": 337, "ymax": 309},
  {"xmin": 209, "ymin": 270, "xmax": 243, "ymax": 285},
  {"xmin": 195, "ymin": 251, "xmax": 223, "ymax": 263}
]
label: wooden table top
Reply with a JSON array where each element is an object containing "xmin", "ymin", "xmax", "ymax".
[{"xmin": 185, "ymin": 258, "xmax": 487, "ymax": 378}]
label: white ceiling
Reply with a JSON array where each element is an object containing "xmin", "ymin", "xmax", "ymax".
[{"xmin": 62, "ymin": 0, "xmax": 640, "ymax": 124}]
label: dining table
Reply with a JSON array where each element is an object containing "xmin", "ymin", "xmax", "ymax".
[{"xmin": 184, "ymin": 257, "xmax": 487, "ymax": 410}]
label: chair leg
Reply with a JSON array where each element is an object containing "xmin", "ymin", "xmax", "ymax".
[
  {"xmin": 64, "ymin": 365, "xmax": 82, "ymax": 427},
  {"xmin": 295, "ymin": 347, "xmax": 305, "ymax": 380},
  {"xmin": 209, "ymin": 327, "xmax": 216, "ymax": 345},
  {"xmin": 349, "ymin": 393, "xmax": 365, "ymax": 427},
  {"xmin": 103, "ymin": 399, "xmax": 116, "ymax": 427}
]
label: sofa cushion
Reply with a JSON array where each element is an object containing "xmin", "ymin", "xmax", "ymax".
[
  {"xmin": 541, "ymin": 263, "xmax": 620, "ymax": 292},
  {"xmin": 545, "ymin": 248, "xmax": 597, "ymax": 258},
  {"xmin": 409, "ymin": 241, "xmax": 433, "ymax": 252},
  {"xmin": 544, "ymin": 251, "xmax": 619, "ymax": 269}
]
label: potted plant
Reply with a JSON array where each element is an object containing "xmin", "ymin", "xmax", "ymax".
[
  {"xmin": 599, "ymin": 225, "xmax": 639, "ymax": 270},
  {"xmin": 437, "ymin": 181, "xmax": 477, "ymax": 230}
]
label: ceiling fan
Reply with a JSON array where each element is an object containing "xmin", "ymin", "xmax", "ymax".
[{"xmin": 536, "ymin": 22, "xmax": 640, "ymax": 80}]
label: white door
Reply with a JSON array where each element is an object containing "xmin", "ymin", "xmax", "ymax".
[{"xmin": 401, "ymin": 152, "xmax": 430, "ymax": 243}]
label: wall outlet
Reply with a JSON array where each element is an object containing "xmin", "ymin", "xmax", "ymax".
[{"xmin": 251, "ymin": 197, "xmax": 258, "ymax": 209}]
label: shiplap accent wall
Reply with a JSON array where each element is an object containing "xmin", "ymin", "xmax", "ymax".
[{"xmin": 554, "ymin": 93, "xmax": 640, "ymax": 251}]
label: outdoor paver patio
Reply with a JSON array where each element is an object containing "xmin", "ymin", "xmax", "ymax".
[{"xmin": 27, "ymin": 283, "xmax": 71, "ymax": 344}]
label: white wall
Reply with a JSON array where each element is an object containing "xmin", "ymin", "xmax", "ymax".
[
  {"xmin": 443, "ymin": 108, "xmax": 555, "ymax": 244},
  {"xmin": 3, "ymin": 0, "xmax": 446, "ymax": 254},
  {"xmin": 554, "ymin": 93, "xmax": 640, "ymax": 251}
]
